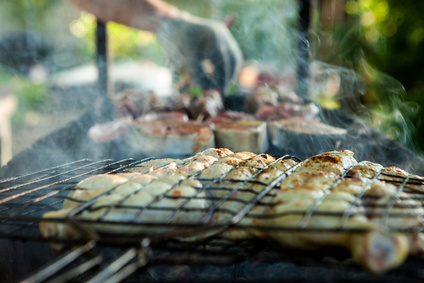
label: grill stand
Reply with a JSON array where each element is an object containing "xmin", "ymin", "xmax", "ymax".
[
  {"xmin": 296, "ymin": 0, "xmax": 311, "ymax": 101},
  {"xmin": 95, "ymin": 20, "xmax": 114, "ymax": 123}
]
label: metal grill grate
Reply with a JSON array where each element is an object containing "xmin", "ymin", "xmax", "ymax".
[
  {"xmin": 0, "ymin": 158, "xmax": 155, "ymax": 242},
  {"xmin": 1, "ymin": 154, "xmax": 424, "ymax": 239},
  {"xmin": 1, "ymin": 153, "xmax": 424, "ymax": 282}
]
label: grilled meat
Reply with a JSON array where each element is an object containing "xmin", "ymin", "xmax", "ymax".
[
  {"xmin": 126, "ymin": 118, "xmax": 215, "ymax": 156},
  {"xmin": 174, "ymin": 89, "xmax": 224, "ymax": 120},
  {"xmin": 40, "ymin": 149, "xmax": 424, "ymax": 274},
  {"xmin": 243, "ymin": 86, "xmax": 279, "ymax": 114},
  {"xmin": 204, "ymin": 111, "xmax": 255, "ymax": 125},
  {"xmin": 88, "ymin": 117, "xmax": 132, "ymax": 143},
  {"xmin": 246, "ymin": 150, "xmax": 413, "ymax": 274},
  {"xmin": 88, "ymin": 112, "xmax": 188, "ymax": 144},
  {"xmin": 213, "ymin": 120, "xmax": 269, "ymax": 153},
  {"xmin": 268, "ymin": 117, "xmax": 347, "ymax": 153},
  {"xmin": 255, "ymin": 103, "xmax": 319, "ymax": 121}
]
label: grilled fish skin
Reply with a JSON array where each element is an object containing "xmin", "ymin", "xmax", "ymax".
[{"xmin": 40, "ymin": 148, "xmax": 424, "ymax": 274}]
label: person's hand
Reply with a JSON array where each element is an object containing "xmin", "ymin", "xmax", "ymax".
[{"xmin": 157, "ymin": 13, "xmax": 243, "ymax": 95}]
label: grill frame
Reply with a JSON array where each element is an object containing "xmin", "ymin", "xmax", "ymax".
[
  {"xmin": 1, "ymin": 151, "xmax": 424, "ymax": 282},
  {"xmin": 1, "ymin": 101, "xmax": 424, "ymax": 282},
  {"xmin": 2, "ymin": 152, "xmax": 424, "ymax": 242}
]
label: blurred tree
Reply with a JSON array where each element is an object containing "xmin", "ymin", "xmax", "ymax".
[
  {"xmin": 69, "ymin": 12, "xmax": 166, "ymax": 64},
  {"xmin": 369, "ymin": 0, "xmax": 424, "ymax": 155},
  {"xmin": 2, "ymin": 0, "xmax": 61, "ymax": 32},
  {"xmin": 221, "ymin": 0, "xmax": 298, "ymax": 67},
  {"xmin": 320, "ymin": 0, "xmax": 424, "ymax": 155}
]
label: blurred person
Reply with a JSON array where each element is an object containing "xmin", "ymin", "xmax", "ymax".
[{"xmin": 67, "ymin": 0, "xmax": 243, "ymax": 95}]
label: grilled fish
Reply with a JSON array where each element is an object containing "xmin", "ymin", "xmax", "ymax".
[{"xmin": 40, "ymin": 148, "xmax": 424, "ymax": 274}]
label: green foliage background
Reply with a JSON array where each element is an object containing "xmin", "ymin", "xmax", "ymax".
[
  {"xmin": 327, "ymin": 0, "xmax": 424, "ymax": 155},
  {"xmin": 0, "ymin": 0, "xmax": 423, "ymax": 156}
]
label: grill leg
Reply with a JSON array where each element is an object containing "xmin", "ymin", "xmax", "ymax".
[
  {"xmin": 95, "ymin": 20, "xmax": 114, "ymax": 122},
  {"xmin": 296, "ymin": 0, "xmax": 311, "ymax": 101}
]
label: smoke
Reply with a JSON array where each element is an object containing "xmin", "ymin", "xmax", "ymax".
[
  {"xmin": 221, "ymin": 0, "xmax": 299, "ymax": 68},
  {"xmin": 360, "ymin": 65, "xmax": 421, "ymax": 151},
  {"xmin": 309, "ymin": 61, "xmax": 366, "ymax": 106},
  {"xmin": 306, "ymin": 58, "xmax": 421, "ymax": 159},
  {"xmin": 0, "ymin": 0, "xmax": 422, "ymax": 178}
]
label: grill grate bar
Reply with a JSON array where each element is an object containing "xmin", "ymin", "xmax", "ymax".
[
  {"xmin": 0, "ymin": 158, "xmax": 142, "ymax": 205},
  {"xmin": 162, "ymin": 164, "xmax": 244, "ymax": 225},
  {"xmin": 46, "ymin": 255, "xmax": 103, "ymax": 283},
  {"xmin": 66, "ymin": 156, "xmax": 196, "ymax": 222},
  {"xmin": 2, "ymin": 219, "xmax": 39, "ymax": 237},
  {"xmin": 298, "ymin": 163, "xmax": 355, "ymax": 228},
  {"xmin": 88, "ymin": 247, "xmax": 139, "ymax": 283},
  {"xmin": 102, "ymin": 261, "xmax": 142, "ymax": 283},
  {"xmin": 115, "ymin": 154, "xmax": 260, "ymax": 226},
  {"xmin": 201, "ymin": 155, "xmax": 301, "ymax": 225},
  {"xmin": 338, "ymin": 169, "xmax": 384, "ymax": 228},
  {"xmin": 0, "ymin": 159, "xmax": 94, "ymax": 185},
  {"xmin": 0, "ymin": 159, "xmax": 112, "ymax": 195},
  {"xmin": 382, "ymin": 173, "xmax": 412, "ymax": 226},
  {"xmin": 63, "ymin": 159, "xmax": 159, "ymax": 218},
  {"xmin": 231, "ymin": 156, "xmax": 302, "ymax": 225},
  {"xmin": 22, "ymin": 241, "xmax": 96, "ymax": 283}
]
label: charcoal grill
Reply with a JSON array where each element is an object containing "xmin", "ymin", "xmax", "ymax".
[
  {"xmin": 1, "ymin": 151, "xmax": 424, "ymax": 282},
  {"xmin": 2, "ymin": 1, "xmax": 424, "ymax": 282}
]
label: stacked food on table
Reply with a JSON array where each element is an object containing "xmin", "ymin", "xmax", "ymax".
[{"xmin": 87, "ymin": 65, "xmax": 347, "ymax": 155}]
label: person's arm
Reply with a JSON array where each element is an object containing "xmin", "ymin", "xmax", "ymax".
[
  {"xmin": 68, "ymin": 0, "xmax": 243, "ymax": 95},
  {"xmin": 67, "ymin": 0, "xmax": 180, "ymax": 33}
]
